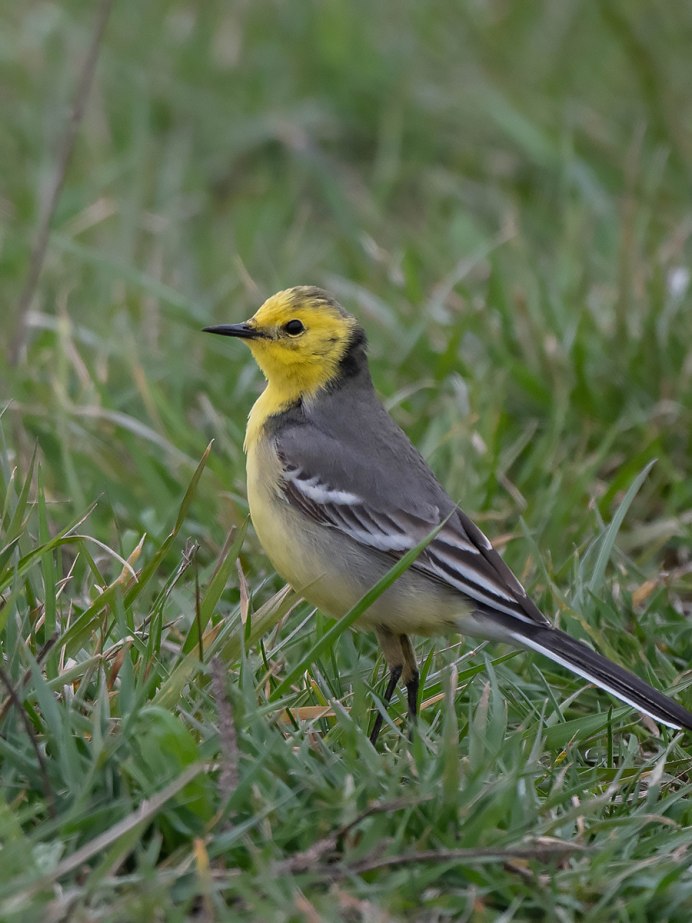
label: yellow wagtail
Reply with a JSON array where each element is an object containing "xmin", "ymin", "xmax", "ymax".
[{"xmin": 204, "ymin": 286, "xmax": 692, "ymax": 743}]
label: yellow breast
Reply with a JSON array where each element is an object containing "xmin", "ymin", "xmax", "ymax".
[{"xmin": 246, "ymin": 430, "xmax": 361, "ymax": 617}]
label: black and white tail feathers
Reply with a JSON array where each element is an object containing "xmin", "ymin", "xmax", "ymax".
[{"xmin": 495, "ymin": 617, "xmax": 692, "ymax": 730}]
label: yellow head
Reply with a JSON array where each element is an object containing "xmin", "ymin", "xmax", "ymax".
[{"xmin": 204, "ymin": 286, "xmax": 365, "ymax": 401}]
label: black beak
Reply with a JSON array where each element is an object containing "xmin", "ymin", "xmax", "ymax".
[{"xmin": 202, "ymin": 322, "xmax": 263, "ymax": 340}]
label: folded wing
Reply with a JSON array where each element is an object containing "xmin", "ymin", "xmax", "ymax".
[{"xmin": 279, "ymin": 457, "xmax": 550, "ymax": 629}]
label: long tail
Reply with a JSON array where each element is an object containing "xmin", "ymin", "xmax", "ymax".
[{"xmin": 497, "ymin": 619, "xmax": 692, "ymax": 731}]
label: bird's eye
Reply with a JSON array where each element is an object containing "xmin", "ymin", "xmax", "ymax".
[{"xmin": 284, "ymin": 319, "xmax": 305, "ymax": 336}]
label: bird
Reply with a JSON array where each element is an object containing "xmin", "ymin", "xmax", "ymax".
[{"xmin": 204, "ymin": 285, "xmax": 692, "ymax": 743}]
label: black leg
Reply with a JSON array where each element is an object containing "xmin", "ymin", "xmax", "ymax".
[
  {"xmin": 400, "ymin": 634, "xmax": 420, "ymax": 735},
  {"xmin": 405, "ymin": 669, "xmax": 419, "ymax": 721},
  {"xmin": 369, "ymin": 664, "xmax": 402, "ymax": 746}
]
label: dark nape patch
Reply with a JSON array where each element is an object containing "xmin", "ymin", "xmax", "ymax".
[{"xmin": 337, "ymin": 326, "xmax": 368, "ymax": 379}]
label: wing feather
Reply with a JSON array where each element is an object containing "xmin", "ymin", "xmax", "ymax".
[{"xmin": 278, "ymin": 455, "xmax": 549, "ymax": 627}]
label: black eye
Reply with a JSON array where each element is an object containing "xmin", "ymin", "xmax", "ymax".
[{"xmin": 284, "ymin": 319, "xmax": 305, "ymax": 336}]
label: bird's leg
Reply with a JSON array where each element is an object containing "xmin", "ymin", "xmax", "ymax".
[
  {"xmin": 370, "ymin": 630, "xmax": 421, "ymax": 745},
  {"xmin": 400, "ymin": 634, "xmax": 420, "ymax": 725},
  {"xmin": 370, "ymin": 628, "xmax": 406, "ymax": 745}
]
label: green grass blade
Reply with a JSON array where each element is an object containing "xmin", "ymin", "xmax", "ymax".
[{"xmin": 587, "ymin": 459, "xmax": 657, "ymax": 596}]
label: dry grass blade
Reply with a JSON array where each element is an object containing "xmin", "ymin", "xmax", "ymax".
[
  {"xmin": 210, "ymin": 656, "xmax": 239, "ymax": 804},
  {"xmin": 345, "ymin": 839, "xmax": 587, "ymax": 875},
  {"xmin": 274, "ymin": 796, "xmax": 436, "ymax": 874},
  {"xmin": 8, "ymin": 0, "xmax": 116, "ymax": 365}
]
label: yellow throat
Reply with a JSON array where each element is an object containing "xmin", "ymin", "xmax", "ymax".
[{"xmin": 206, "ymin": 287, "xmax": 361, "ymax": 450}]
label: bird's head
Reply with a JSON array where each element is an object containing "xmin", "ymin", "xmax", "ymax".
[{"xmin": 204, "ymin": 286, "xmax": 366, "ymax": 399}]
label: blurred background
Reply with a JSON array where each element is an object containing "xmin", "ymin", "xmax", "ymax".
[{"xmin": 3, "ymin": 0, "xmax": 691, "ymax": 564}]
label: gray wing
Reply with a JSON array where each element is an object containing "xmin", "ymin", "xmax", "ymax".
[{"xmin": 274, "ymin": 415, "xmax": 550, "ymax": 629}]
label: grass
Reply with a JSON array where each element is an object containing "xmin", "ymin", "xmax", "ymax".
[{"xmin": 2, "ymin": 0, "xmax": 692, "ymax": 919}]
